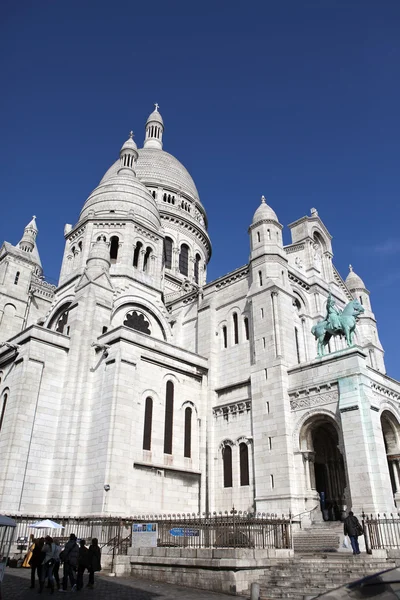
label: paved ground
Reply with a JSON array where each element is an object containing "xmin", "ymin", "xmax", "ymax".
[{"xmin": 1, "ymin": 567, "xmax": 247, "ymax": 599}]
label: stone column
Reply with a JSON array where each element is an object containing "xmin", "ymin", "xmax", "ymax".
[
  {"xmin": 271, "ymin": 292, "xmax": 282, "ymax": 358},
  {"xmin": 303, "ymin": 452, "xmax": 315, "ymax": 490}
]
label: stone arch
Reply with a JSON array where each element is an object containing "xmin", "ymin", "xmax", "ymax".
[
  {"xmin": 181, "ymin": 399, "xmax": 198, "ymax": 415},
  {"xmin": 111, "ymin": 297, "xmax": 171, "ymax": 342},
  {"xmin": 380, "ymin": 409, "xmax": 400, "ymax": 496},
  {"xmin": 47, "ymin": 300, "xmax": 74, "ymax": 334},
  {"xmin": 298, "ymin": 411, "xmax": 346, "ymax": 520}
]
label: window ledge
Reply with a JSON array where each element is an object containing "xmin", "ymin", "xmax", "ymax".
[{"xmin": 133, "ymin": 460, "xmax": 201, "ymax": 476}]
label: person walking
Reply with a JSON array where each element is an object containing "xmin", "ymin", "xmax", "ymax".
[
  {"xmin": 76, "ymin": 539, "xmax": 89, "ymax": 591},
  {"xmin": 87, "ymin": 538, "xmax": 101, "ymax": 589},
  {"xmin": 52, "ymin": 539, "xmax": 62, "ymax": 591},
  {"xmin": 60, "ymin": 534, "xmax": 79, "ymax": 592},
  {"xmin": 28, "ymin": 537, "xmax": 44, "ymax": 589},
  {"xmin": 344, "ymin": 511, "xmax": 363, "ymax": 555},
  {"xmin": 39, "ymin": 536, "xmax": 57, "ymax": 594}
]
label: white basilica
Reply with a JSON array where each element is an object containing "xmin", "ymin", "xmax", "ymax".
[{"xmin": 0, "ymin": 106, "xmax": 400, "ymax": 519}]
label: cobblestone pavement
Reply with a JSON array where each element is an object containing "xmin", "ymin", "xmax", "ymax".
[{"xmin": 1, "ymin": 567, "xmax": 247, "ymax": 599}]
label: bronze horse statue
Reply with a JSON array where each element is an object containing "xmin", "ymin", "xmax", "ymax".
[{"xmin": 312, "ymin": 299, "xmax": 364, "ymax": 357}]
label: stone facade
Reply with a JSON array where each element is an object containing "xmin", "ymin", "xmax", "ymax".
[{"xmin": 0, "ymin": 107, "xmax": 399, "ymax": 520}]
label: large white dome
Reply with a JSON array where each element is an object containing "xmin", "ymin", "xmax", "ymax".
[{"xmin": 100, "ymin": 148, "xmax": 201, "ymax": 206}]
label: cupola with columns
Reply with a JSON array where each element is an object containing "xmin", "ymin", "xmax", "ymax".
[
  {"xmin": 345, "ymin": 264, "xmax": 385, "ymax": 372},
  {"xmin": 144, "ymin": 103, "xmax": 164, "ymax": 150}
]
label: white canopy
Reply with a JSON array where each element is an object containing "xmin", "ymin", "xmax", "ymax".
[
  {"xmin": 0, "ymin": 515, "xmax": 16, "ymax": 527},
  {"xmin": 29, "ymin": 519, "xmax": 64, "ymax": 530}
]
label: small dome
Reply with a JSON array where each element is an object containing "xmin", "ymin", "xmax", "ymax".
[
  {"xmin": 345, "ymin": 265, "xmax": 366, "ymax": 290},
  {"xmin": 146, "ymin": 104, "xmax": 163, "ymax": 126},
  {"xmin": 120, "ymin": 132, "xmax": 137, "ymax": 152},
  {"xmin": 252, "ymin": 196, "xmax": 278, "ymax": 225}
]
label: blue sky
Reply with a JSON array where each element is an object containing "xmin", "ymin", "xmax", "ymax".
[{"xmin": 1, "ymin": 1, "xmax": 399, "ymax": 377}]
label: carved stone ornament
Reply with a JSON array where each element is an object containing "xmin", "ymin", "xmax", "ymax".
[{"xmin": 124, "ymin": 311, "xmax": 151, "ymax": 335}]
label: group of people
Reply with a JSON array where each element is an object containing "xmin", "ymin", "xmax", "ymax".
[{"xmin": 24, "ymin": 533, "xmax": 101, "ymax": 593}]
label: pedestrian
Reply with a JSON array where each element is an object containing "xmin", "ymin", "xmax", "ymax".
[
  {"xmin": 52, "ymin": 539, "xmax": 62, "ymax": 591},
  {"xmin": 76, "ymin": 539, "xmax": 89, "ymax": 591},
  {"xmin": 28, "ymin": 537, "xmax": 44, "ymax": 589},
  {"xmin": 39, "ymin": 536, "xmax": 57, "ymax": 594},
  {"xmin": 60, "ymin": 533, "xmax": 79, "ymax": 592},
  {"xmin": 344, "ymin": 510, "xmax": 363, "ymax": 555},
  {"xmin": 22, "ymin": 534, "xmax": 35, "ymax": 568},
  {"xmin": 87, "ymin": 538, "xmax": 101, "ymax": 589}
]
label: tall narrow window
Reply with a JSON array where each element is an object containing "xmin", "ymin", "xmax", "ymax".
[
  {"xmin": 222, "ymin": 325, "xmax": 227, "ymax": 349},
  {"xmin": 233, "ymin": 313, "xmax": 239, "ymax": 345},
  {"xmin": 164, "ymin": 237, "xmax": 173, "ymax": 269},
  {"xmin": 239, "ymin": 442, "xmax": 250, "ymax": 486},
  {"xmin": 179, "ymin": 244, "xmax": 189, "ymax": 276},
  {"xmin": 143, "ymin": 247, "xmax": 152, "ymax": 272},
  {"xmin": 244, "ymin": 317, "xmax": 249, "ymax": 341},
  {"xmin": 258, "ymin": 271, "xmax": 263, "ymax": 286},
  {"xmin": 14, "ymin": 272, "xmax": 20, "ymax": 285},
  {"xmin": 164, "ymin": 381, "xmax": 174, "ymax": 454},
  {"xmin": 295, "ymin": 327, "xmax": 301, "ymax": 364},
  {"xmin": 133, "ymin": 241, "xmax": 143, "ymax": 267},
  {"xmin": 0, "ymin": 393, "xmax": 8, "ymax": 432},
  {"xmin": 223, "ymin": 445, "xmax": 233, "ymax": 488},
  {"xmin": 110, "ymin": 236, "xmax": 119, "ymax": 264},
  {"xmin": 257, "ymin": 231, "xmax": 261, "ymax": 242},
  {"xmin": 359, "ymin": 296, "xmax": 363, "ymax": 305},
  {"xmin": 184, "ymin": 407, "xmax": 192, "ymax": 458},
  {"xmin": 143, "ymin": 397, "xmax": 153, "ymax": 451},
  {"xmin": 194, "ymin": 254, "xmax": 201, "ymax": 284}
]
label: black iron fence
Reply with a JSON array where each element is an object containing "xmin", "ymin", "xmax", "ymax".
[
  {"xmin": 7, "ymin": 512, "xmax": 292, "ymax": 556},
  {"xmin": 362, "ymin": 513, "xmax": 400, "ymax": 553},
  {"xmin": 132, "ymin": 512, "xmax": 291, "ymax": 550}
]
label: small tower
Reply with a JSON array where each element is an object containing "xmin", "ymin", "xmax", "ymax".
[
  {"xmin": 117, "ymin": 132, "xmax": 138, "ymax": 176},
  {"xmin": 18, "ymin": 216, "xmax": 38, "ymax": 253},
  {"xmin": 143, "ymin": 103, "xmax": 164, "ymax": 150},
  {"xmin": 345, "ymin": 265, "xmax": 385, "ymax": 372},
  {"xmin": 249, "ymin": 196, "xmax": 286, "ymax": 281}
]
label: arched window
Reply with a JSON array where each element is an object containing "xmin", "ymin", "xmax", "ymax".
[
  {"xmin": 222, "ymin": 325, "xmax": 227, "ymax": 349},
  {"xmin": 143, "ymin": 247, "xmax": 152, "ymax": 272},
  {"xmin": 78, "ymin": 241, "xmax": 82, "ymax": 252},
  {"xmin": 194, "ymin": 254, "xmax": 201, "ymax": 284},
  {"xmin": 133, "ymin": 241, "xmax": 143, "ymax": 267},
  {"xmin": 239, "ymin": 442, "xmax": 249, "ymax": 486},
  {"xmin": 257, "ymin": 231, "xmax": 260, "ymax": 243},
  {"xmin": 179, "ymin": 244, "xmax": 189, "ymax": 276},
  {"xmin": 110, "ymin": 236, "xmax": 119, "ymax": 264},
  {"xmin": 0, "ymin": 392, "xmax": 8, "ymax": 432},
  {"xmin": 14, "ymin": 271, "xmax": 20, "ymax": 285},
  {"xmin": 244, "ymin": 317, "xmax": 249, "ymax": 341},
  {"xmin": 294, "ymin": 327, "xmax": 301, "ymax": 364},
  {"xmin": 233, "ymin": 313, "xmax": 239, "ymax": 345},
  {"xmin": 359, "ymin": 296, "xmax": 363, "ymax": 305},
  {"xmin": 164, "ymin": 237, "xmax": 173, "ymax": 270},
  {"xmin": 164, "ymin": 381, "xmax": 174, "ymax": 454},
  {"xmin": 223, "ymin": 445, "xmax": 233, "ymax": 488},
  {"xmin": 258, "ymin": 271, "xmax": 263, "ymax": 286},
  {"xmin": 143, "ymin": 397, "xmax": 153, "ymax": 451},
  {"xmin": 184, "ymin": 407, "xmax": 192, "ymax": 458},
  {"xmin": 267, "ymin": 229, "xmax": 271, "ymax": 240}
]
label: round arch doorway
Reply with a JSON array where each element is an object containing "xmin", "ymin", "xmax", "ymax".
[
  {"xmin": 301, "ymin": 416, "xmax": 347, "ymax": 521},
  {"xmin": 381, "ymin": 410, "xmax": 400, "ymax": 500}
]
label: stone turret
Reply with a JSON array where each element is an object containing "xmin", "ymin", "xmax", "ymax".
[{"xmin": 143, "ymin": 103, "xmax": 164, "ymax": 150}]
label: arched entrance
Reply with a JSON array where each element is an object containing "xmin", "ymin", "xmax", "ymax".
[
  {"xmin": 380, "ymin": 410, "xmax": 400, "ymax": 499},
  {"xmin": 300, "ymin": 415, "xmax": 347, "ymax": 521}
]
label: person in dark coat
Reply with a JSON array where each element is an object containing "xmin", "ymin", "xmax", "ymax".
[
  {"xmin": 60, "ymin": 533, "xmax": 79, "ymax": 592},
  {"xmin": 76, "ymin": 539, "xmax": 89, "ymax": 591},
  {"xmin": 344, "ymin": 510, "xmax": 362, "ymax": 555},
  {"xmin": 87, "ymin": 538, "xmax": 101, "ymax": 589},
  {"xmin": 28, "ymin": 537, "xmax": 44, "ymax": 589}
]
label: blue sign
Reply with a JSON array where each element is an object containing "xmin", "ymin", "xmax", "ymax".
[{"xmin": 169, "ymin": 528, "xmax": 199, "ymax": 537}]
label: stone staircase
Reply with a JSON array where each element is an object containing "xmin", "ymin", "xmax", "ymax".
[
  {"xmin": 258, "ymin": 554, "xmax": 395, "ymax": 600},
  {"xmin": 293, "ymin": 521, "xmax": 342, "ymax": 553}
]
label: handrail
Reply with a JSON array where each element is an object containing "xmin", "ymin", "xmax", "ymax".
[{"xmin": 290, "ymin": 504, "xmax": 320, "ymax": 523}]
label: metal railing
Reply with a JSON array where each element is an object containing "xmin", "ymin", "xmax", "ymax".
[
  {"xmin": 6, "ymin": 512, "xmax": 292, "ymax": 554},
  {"xmin": 132, "ymin": 511, "xmax": 291, "ymax": 550},
  {"xmin": 362, "ymin": 512, "xmax": 400, "ymax": 553}
]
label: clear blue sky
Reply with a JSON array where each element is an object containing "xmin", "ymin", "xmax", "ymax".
[{"xmin": 1, "ymin": 1, "xmax": 399, "ymax": 377}]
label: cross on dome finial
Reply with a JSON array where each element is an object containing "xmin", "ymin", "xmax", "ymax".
[
  {"xmin": 32, "ymin": 215, "xmax": 36, "ymax": 219},
  {"xmin": 154, "ymin": 103, "xmax": 159, "ymax": 111},
  {"xmin": 261, "ymin": 195, "xmax": 266, "ymax": 204},
  {"xmin": 349, "ymin": 264, "xmax": 353, "ymax": 272},
  {"xmin": 129, "ymin": 131, "xmax": 134, "ymax": 139}
]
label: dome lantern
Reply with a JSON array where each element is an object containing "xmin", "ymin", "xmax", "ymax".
[
  {"xmin": 118, "ymin": 131, "xmax": 138, "ymax": 176},
  {"xmin": 18, "ymin": 216, "xmax": 38, "ymax": 253},
  {"xmin": 144, "ymin": 103, "xmax": 164, "ymax": 150}
]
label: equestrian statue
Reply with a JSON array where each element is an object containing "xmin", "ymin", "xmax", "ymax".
[{"xmin": 311, "ymin": 293, "xmax": 364, "ymax": 357}]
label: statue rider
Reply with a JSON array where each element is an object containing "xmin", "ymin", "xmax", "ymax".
[{"xmin": 326, "ymin": 293, "xmax": 342, "ymax": 332}]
